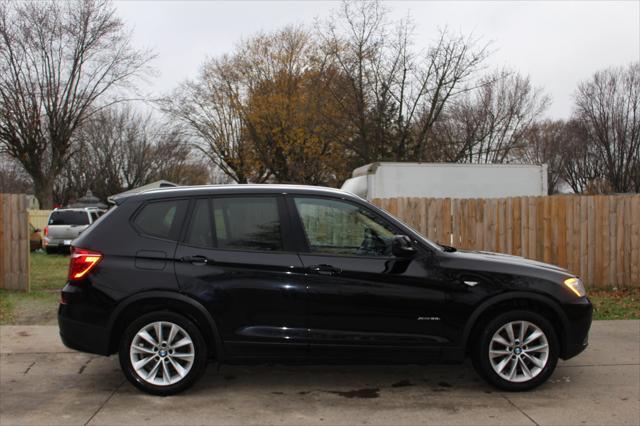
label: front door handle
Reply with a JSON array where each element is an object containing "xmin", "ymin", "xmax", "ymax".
[
  {"xmin": 180, "ymin": 255, "xmax": 210, "ymax": 265},
  {"xmin": 309, "ymin": 264, "xmax": 341, "ymax": 276}
]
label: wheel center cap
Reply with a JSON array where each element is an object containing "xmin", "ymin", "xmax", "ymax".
[
  {"xmin": 514, "ymin": 347, "xmax": 522, "ymax": 355},
  {"xmin": 159, "ymin": 350, "xmax": 167, "ymax": 357}
]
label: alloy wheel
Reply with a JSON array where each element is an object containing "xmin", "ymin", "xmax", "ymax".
[
  {"xmin": 129, "ymin": 321, "xmax": 195, "ymax": 386},
  {"xmin": 488, "ymin": 320, "xmax": 549, "ymax": 383}
]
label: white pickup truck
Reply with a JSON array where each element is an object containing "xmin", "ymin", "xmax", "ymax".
[{"xmin": 43, "ymin": 207, "xmax": 105, "ymax": 254}]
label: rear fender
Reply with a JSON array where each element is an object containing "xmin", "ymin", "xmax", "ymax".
[{"xmin": 107, "ymin": 290, "xmax": 223, "ymax": 361}]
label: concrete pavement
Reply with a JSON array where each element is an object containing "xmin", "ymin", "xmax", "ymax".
[{"xmin": 1, "ymin": 321, "xmax": 638, "ymax": 426}]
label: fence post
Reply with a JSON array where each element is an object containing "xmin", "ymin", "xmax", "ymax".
[{"xmin": 1, "ymin": 193, "xmax": 30, "ymax": 292}]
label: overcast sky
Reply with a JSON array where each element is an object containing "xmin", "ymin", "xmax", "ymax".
[{"xmin": 114, "ymin": 0, "xmax": 640, "ymax": 119}]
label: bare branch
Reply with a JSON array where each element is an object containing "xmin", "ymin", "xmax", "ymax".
[{"xmin": 0, "ymin": 0, "xmax": 154, "ymax": 207}]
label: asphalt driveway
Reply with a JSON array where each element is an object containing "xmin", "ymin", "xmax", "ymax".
[{"xmin": 1, "ymin": 320, "xmax": 638, "ymax": 426}]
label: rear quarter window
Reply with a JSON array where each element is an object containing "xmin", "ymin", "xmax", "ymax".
[{"xmin": 133, "ymin": 199, "xmax": 188, "ymax": 240}]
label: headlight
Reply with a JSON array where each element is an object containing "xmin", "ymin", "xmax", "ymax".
[{"xmin": 564, "ymin": 277, "xmax": 586, "ymax": 297}]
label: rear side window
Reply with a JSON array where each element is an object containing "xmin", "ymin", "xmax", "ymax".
[
  {"xmin": 213, "ymin": 197, "xmax": 282, "ymax": 251},
  {"xmin": 48, "ymin": 211, "xmax": 89, "ymax": 225},
  {"xmin": 134, "ymin": 199, "xmax": 188, "ymax": 240}
]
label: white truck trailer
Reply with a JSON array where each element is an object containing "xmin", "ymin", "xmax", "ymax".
[{"xmin": 341, "ymin": 162, "xmax": 548, "ymax": 200}]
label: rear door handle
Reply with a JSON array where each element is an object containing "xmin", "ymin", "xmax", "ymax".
[
  {"xmin": 309, "ymin": 264, "xmax": 341, "ymax": 276},
  {"xmin": 180, "ymin": 255, "xmax": 211, "ymax": 265}
]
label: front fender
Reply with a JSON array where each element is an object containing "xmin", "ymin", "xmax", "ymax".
[{"xmin": 460, "ymin": 291, "xmax": 570, "ymax": 356}]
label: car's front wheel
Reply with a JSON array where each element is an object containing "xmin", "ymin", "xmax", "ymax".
[
  {"xmin": 473, "ymin": 310, "xmax": 559, "ymax": 391},
  {"xmin": 119, "ymin": 311, "xmax": 208, "ymax": 395}
]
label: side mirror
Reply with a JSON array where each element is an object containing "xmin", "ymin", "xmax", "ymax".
[{"xmin": 392, "ymin": 235, "xmax": 417, "ymax": 257}]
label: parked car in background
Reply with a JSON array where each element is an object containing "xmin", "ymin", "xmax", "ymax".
[
  {"xmin": 29, "ymin": 223, "xmax": 42, "ymax": 251},
  {"xmin": 44, "ymin": 207, "xmax": 105, "ymax": 254},
  {"xmin": 58, "ymin": 185, "xmax": 592, "ymax": 396}
]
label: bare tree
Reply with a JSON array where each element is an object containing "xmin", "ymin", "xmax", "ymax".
[
  {"xmin": 0, "ymin": 0, "xmax": 153, "ymax": 208},
  {"xmin": 151, "ymin": 135, "xmax": 211, "ymax": 188},
  {"xmin": 318, "ymin": 0, "xmax": 389, "ymax": 163},
  {"xmin": 574, "ymin": 63, "xmax": 640, "ymax": 193},
  {"xmin": 517, "ymin": 120, "xmax": 570, "ymax": 194},
  {"xmin": 55, "ymin": 106, "xmax": 208, "ymax": 205},
  {"xmin": 560, "ymin": 119, "xmax": 607, "ymax": 194},
  {"xmin": 318, "ymin": 0, "xmax": 489, "ymax": 166},
  {"xmin": 163, "ymin": 1, "xmax": 490, "ymax": 184},
  {"xmin": 429, "ymin": 71, "xmax": 550, "ymax": 163},
  {"xmin": 407, "ymin": 31, "xmax": 490, "ymax": 161},
  {"xmin": 0, "ymin": 153, "xmax": 32, "ymax": 194},
  {"xmin": 161, "ymin": 56, "xmax": 269, "ymax": 184}
]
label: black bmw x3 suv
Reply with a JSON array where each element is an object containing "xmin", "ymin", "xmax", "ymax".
[{"xmin": 59, "ymin": 185, "xmax": 592, "ymax": 395}]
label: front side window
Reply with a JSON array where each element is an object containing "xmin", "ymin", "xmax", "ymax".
[
  {"xmin": 212, "ymin": 197, "xmax": 282, "ymax": 251},
  {"xmin": 294, "ymin": 197, "xmax": 395, "ymax": 256},
  {"xmin": 134, "ymin": 199, "xmax": 187, "ymax": 240}
]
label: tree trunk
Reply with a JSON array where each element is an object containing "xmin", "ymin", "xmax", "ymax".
[{"xmin": 33, "ymin": 177, "xmax": 55, "ymax": 209}]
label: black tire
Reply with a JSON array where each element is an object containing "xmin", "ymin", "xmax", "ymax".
[
  {"xmin": 45, "ymin": 246, "xmax": 57, "ymax": 254},
  {"xmin": 119, "ymin": 311, "xmax": 208, "ymax": 396},
  {"xmin": 472, "ymin": 310, "xmax": 559, "ymax": 391}
]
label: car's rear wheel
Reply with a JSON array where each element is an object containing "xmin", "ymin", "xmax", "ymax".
[
  {"xmin": 472, "ymin": 310, "xmax": 558, "ymax": 391},
  {"xmin": 119, "ymin": 311, "xmax": 208, "ymax": 396}
]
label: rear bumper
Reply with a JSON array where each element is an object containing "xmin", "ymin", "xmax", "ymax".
[
  {"xmin": 44, "ymin": 237, "xmax": 74, "ymax": 247},
  {"xmin": 58, "ymin": 312, "xmax": 110, "ymax": 356},
  {"xmin": 58, "ymin": 283, "xmax": 114, "ymax": 356}
]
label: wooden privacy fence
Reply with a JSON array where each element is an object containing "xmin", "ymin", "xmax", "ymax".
[
  {"xmin": 28, "ymin": 209, "xmax": 52, "ymax": 231},
  {"xmin": 0, "ymin": 193, "xmax": 30, "ymax": 291},
  {"xmin": 373, "ymin": 195, "xmax": 640, "ymax": 289}
]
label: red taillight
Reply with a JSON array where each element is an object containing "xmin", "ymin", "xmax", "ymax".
[
  {"xmin": 44, "ymin": 226, "xmax": 48, "ymax": 236},
  {"xmin": 68, "ymin": 247, "xmax": 102, "ymax": 281}
]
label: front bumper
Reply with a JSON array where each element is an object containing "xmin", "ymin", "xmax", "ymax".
[{"xmin": 561, "ymin": 296, "xmax": 593, "ymax": 359}]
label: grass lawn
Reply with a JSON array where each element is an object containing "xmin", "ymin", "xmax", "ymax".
[
  {"xmin": 589, "ymin": 288, "xmax": 640, "ymax": 320},
  {"xmin": 1, "ymin": 252, "xmax": 639, "ymax": 325},
  {"xmin": 0, "ymin": 252, "xmax": 68, "ymax": 325}
]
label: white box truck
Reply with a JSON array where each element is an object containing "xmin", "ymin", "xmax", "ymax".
[{"xmin": 341, "ymin": 162, "xmax": 548, "ymax": 200}]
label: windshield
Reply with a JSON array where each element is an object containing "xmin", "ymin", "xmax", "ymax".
[{"xmin": 48, "ymin": 210, "xmax": 89, "ymax": 226}]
